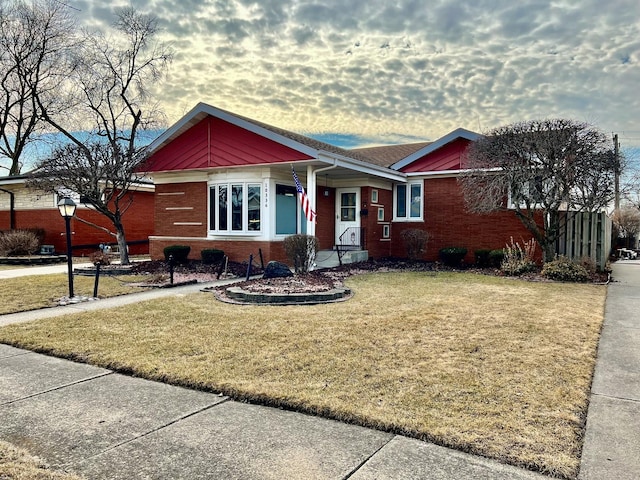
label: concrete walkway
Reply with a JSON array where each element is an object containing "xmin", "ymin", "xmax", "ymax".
[
  {"xmin": 579, "ymin": 259, "xmax": 640, "ymax": 480},
  {"xmin": 0, "ymin": 262, "xmax": 637, "ymax": 478}
]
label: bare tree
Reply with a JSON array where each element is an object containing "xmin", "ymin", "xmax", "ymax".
[
  {"xmin": 611, "ymin": 206, "xmax": 640, "ymax": 249},
  {"xmin": 31, "ymin": 7, "xmax": 171, "ymax": 264},
  {"xmin": 459, "ymin": 119, "xmax": 618, "ymax": 262},
  {"xmin": 0, "ymin": 0, "xmax": 75, "ymax": 175},
  {"xmin": 30, "ymin": 141, "xmax": 149, "ymax": 255}
]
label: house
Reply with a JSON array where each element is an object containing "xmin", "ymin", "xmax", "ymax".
[
  {"xmin": 0, "ymin": 175, "xmax": 155, "ymax": 256},
  {"xmin": 143, "ymin": 103, "xmax": 539, "ymax": 265}
]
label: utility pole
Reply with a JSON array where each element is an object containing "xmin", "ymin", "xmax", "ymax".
[{"xmin": 614, "ymin": 133, "xmax": 620, "ymax": 211}]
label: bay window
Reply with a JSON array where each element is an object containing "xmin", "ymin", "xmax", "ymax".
[{"xmin": 209, "ymin": 183, "xmax": 261, "ymax": 233}]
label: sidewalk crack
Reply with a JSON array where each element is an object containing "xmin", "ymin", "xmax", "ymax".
[{"xmin": 341, "ymin": 435, "xmax": 395, "ymax": 479}]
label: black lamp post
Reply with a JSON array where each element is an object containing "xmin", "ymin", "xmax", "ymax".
[{"xmin": 58, "ymin": 197, "xmax": 76, "ymax": 298}]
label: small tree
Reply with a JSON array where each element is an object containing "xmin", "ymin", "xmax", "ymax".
[{"xmin": 459, "ymin": 119, "xmax": 618, "ymax": 262}]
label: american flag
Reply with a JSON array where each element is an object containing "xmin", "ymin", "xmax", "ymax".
[{"xmin": 292, "ymin": 167, "xmax": 317, "ymax": 222}]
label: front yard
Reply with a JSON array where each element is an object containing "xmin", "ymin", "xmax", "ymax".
[{"xmin": 0, "ymin": 271, "xmax": 606, "ymax": 479}]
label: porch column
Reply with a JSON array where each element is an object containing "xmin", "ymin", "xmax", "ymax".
[{"xmin": 307, "ymin": 164, "xmax": 316, "ymax": 236}]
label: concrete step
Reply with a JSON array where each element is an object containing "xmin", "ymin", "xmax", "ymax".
[{"xmin": 314, "ymin": 249, "xmax": 368, "ymax": 269}]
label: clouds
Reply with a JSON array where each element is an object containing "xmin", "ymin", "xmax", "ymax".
[{"xmin": 77, "ymin": 0, "xmax": 640, "ymax": 147}]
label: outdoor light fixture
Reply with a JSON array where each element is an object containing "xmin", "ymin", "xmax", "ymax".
[
  {"xmin": 57, "ymin": 197, "xmax": 77, "ymax": 218},
  {"xmin": 58, "ymin": 197, "xmax": 76, "ymax": 298}
]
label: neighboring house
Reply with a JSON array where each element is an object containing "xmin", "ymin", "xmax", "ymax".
[
  {"xmin": 143, "ymin": 102, "xmax": 540, "ymax": 265},
  {"xmin": 0, "ymin": 175, "xmax": 155, "ymax": 256}
]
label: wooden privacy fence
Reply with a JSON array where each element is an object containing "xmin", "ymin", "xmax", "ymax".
[{"xmin": 556, "ymin": 211, "xmax": 612, "ymax": 270}]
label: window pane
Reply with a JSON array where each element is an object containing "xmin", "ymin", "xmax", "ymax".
[
  {"xmin": 341, "ymin": 192, "xmax": 356, "ymax": 221},
  {"xmin": 396, "ymin": 185, "xmax": 406, "ymax": 217},
  {"xmin": 218, "ymin": 185, "xmax": 228, "ymax": 230},
  {"xmin": 209, "ymin": 186, "xmax": 216, "ymax": 230},
  {"xmin": 410, "ymin": 184, "xmax": 421, "ymax": 218},
  {"xmin": 248, "ymin": 184, "xmax": 261, "ymax": 231},
  {"xmin": 276, "ymin": 184, "xmax": 297, "ymax": 234},
  {"xmin": 232, "ymin": 184, "xmax": 243, "ymax": 231}
]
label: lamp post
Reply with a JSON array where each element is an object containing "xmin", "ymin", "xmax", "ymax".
[{"xmin": 58, "ymin": 197, "xmax": 77, "ymax": 298}]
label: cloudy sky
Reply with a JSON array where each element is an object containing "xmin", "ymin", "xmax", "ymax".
[{"xmin": 73, "ymin": 0, "xmax": 640, "ymax": 151}]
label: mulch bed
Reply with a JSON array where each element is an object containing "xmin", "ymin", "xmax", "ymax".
[{"xmin": 127, "ymin": 257, "xmax": 609, "ymax": 291}]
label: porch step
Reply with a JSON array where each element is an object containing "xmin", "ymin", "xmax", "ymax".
[{"xmin": 314, "ymin": 249, "xmax": 368, "ymax": 269}]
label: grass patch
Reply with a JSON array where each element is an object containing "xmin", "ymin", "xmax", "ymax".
[
  {"xmin": 0, "ymin": 440, "xmax": 83, "ymax": 479},
  {"xmin": 0, "ymin": 274, "xmax": 151, "ymax": 314},
  {"xmin": 0, "ymin": 272, "xmax": 605, "ymax": 479}
]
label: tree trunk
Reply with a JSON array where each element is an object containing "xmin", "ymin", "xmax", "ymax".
[{"xmin": 115, "ymin": 225, "xmax": 130, "ymax": 265}]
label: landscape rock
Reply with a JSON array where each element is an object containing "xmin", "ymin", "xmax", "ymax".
[{"xmin": 262, "ymin": 261, "xmax": 293, "ymax": 279}]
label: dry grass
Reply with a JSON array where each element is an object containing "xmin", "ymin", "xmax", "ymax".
[
  {"xmin": 0, "ymin": 272, "xmax": 606, "ymax": 479},
  {"xmin": 0, "ymin": 440, "xmax": 83, "ymax": 480},
  {"xmin": 0, "ymin": 274, "xmax": 151, "ymax": 314}
]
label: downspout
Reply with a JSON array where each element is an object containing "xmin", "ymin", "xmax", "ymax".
[
  {"xmin": 308, "ymin": 160, "xmax": 338, "ymax": 237},
  {"xmin": 0, "ymin": 188, "xmax": 15, "ymax": 230}
]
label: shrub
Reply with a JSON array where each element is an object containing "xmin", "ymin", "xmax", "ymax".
[
  {"xmin": 163, "ymin": 245, "xmax": 191, "ymax": 263},
  {"xmin": 542, "ymin": 256, "xmax": 590, "ymax": 282},
  {"xmin": 500, "ymin": 237, "xmax": 537, "ymax": 276},
  {"xmin": 439, "ymin": 247, "xmax": 468, "ymax": 267},
  {"xmin": 401, "ymin": 229, "xmax": 430, "ymax": 261},
  {"xmin": 474, "ymin": 249, "xmax": 492, "ymax": 267},
  {"xmin": 283, "ymin": 234, "xmax": 318, "ymax": 274},
  {"xmin": 0, "ymin": 230, "xmax": 40, "ymax": 256},
  {"xmin": 489, "ymin": 249, "xmax": 505, "ymax": 267},
  {"xmin": 578, "ymin": 255, "xmax": 597, "ymax": 274},
  {"xmin": 201, "ymin": 248, "xmax": 225, "ymax": 265},
  {"xmin": 89, "ymin": 250, "xmax": 111, "ymax": 266}
]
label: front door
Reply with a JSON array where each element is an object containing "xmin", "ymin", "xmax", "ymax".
[{"xmin": 335, "ymin": 188, "xmax": 360, "ymax": 246}]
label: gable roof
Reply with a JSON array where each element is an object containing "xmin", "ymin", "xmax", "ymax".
[
  {"xmin": 145, "ymin": 103, "xmax": 480, "ymax": 180},
  {"xmin": 390, "ymin": 128, "xmax": 480, "ymax": 171},
  {"xmin": 147, "ymin": 102, "xmax": 377, "ymax": 166}
]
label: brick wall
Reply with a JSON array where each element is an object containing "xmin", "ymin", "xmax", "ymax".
[
  {"xmin": 155, "ymin": 182, "xmax": 208, "ymax": 237},
  {"xmin": 150, "ymin": 237, "xmax": 287, "ymax": 266},
  {"xmin": 360, "ymin": 186, "xmax": 393, "ymax": 259},
  {"xmin": 0, "ymin": 190, "xmax": 155, "ymax": 255},
  {"xmin": 390, "ymin": 177, "xmax": 541, "ymax": 263},
  {"xmin": 314, "ymin": 186, "xmax": 335, "ymax": 250}
]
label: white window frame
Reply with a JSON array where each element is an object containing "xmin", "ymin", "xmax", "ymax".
[
  {"xmin": 393, "ymin": 182, "xmax": 423, "ymax": 221},
  {"xmin": 208, "ymin": 182, "xmax": 262, "ymax": 235}
]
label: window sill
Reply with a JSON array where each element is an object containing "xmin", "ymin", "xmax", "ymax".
[{"xmin": 392, "ymin": 218, "xmax": 424, "ymax": 223}]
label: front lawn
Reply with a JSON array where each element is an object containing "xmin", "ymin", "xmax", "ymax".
[
  {"xmin": 0, "ymin": 272, "xmax": 606, "ymax": 479},
  {"xmin": 0, "ymin": 274, "xmax": 151, "ymax": 314}
]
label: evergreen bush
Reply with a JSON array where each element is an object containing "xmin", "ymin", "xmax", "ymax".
[
  {"xmin": 439, "ymin": 247, "xmax": 468, "ymax": 267},
  {"xmin": 163, "ymin": 245, "xmax": 191, "ymax": 263},
  {"xmin": 201, "ymin": 248, "xmax": 225, "ymax": 265}
]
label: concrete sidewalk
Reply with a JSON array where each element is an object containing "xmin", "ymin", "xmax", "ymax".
[
  {"xmin": 579, "ymin": 259, "xmax": 640, "ymax": 480},
  {"xmin": 0, "ymin": 262, "xmax": 637, "ymax": 478},
  {"xmin": 0, "ymin": 343, "xmax": 545, "ymax": 479}
]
